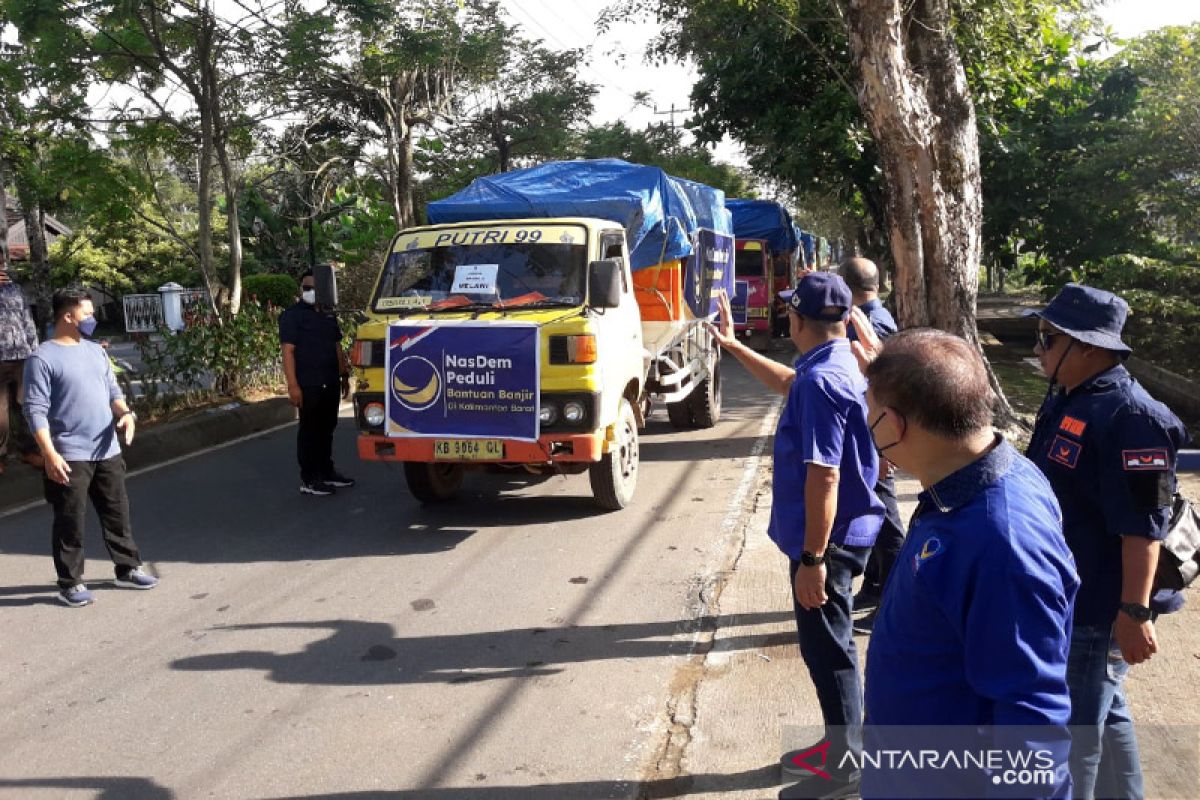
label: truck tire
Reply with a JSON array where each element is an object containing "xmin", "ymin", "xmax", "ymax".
[
  {"xmin": 666, "ymin": 398, "xmax": 694, "ymax": 429},
  {"xmin": 689, "ymin": 353, "xmax": 722, "ymax": 428},
  {"xmin": 403, "ymin": 462, "xmax": 464, "ymax": 504},
  {"xmin": 589, "ymin": 399, "xmax": 639, "ymax": 510}
]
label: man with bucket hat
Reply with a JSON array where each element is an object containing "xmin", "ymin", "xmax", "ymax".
[
  {"xmin": 710, "ymin": 272, "xmax": 884, "ymax": 799},
  {"xmin": 1025, "ymin": 283, "xmax": 1190, "ymax": 799}
]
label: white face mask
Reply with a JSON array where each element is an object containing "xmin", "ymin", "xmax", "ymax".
[{"xmin": 301, "ymin": 289, "xmax": 316, "ymax": 305}]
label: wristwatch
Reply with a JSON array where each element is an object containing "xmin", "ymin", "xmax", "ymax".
[
  {"xmin": 1119, "ymin": 602, "xmax": 1153, "ymax": 622},
  {"xmin": 800, "ymin": 550, "xmax": 826, "ymax": 567}
]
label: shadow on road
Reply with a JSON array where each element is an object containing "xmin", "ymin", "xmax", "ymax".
[
  {"xmin": 169, "ymin": 611, "xmax": 795, "ymax": 686},
  {"xmin": 0, "ymin": 776, "xmax": 173, "ymax": 799},
  {"xmin": 258, "ymin": 764, "xmax": 782, "ymax": 799}
]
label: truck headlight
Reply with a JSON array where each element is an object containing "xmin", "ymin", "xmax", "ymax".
[
  {"xmin": 562, "ymin": 401, "xmax": 586, "ymax": 423},
  {"xmin": 539, "ymin": 403, "xmax": 559, "ymax": 425},
  {"xmin": 363, "ymin": 402, "xmax": 386, "ymax": 427}
]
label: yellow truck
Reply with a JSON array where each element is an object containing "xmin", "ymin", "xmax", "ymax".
[{"xmin": 343, "ymin": 159, "xmax": 734, "ymax": 510}]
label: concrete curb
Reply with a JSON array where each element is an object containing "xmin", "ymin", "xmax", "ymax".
[{"xmin": 0, "ymin": 397, "xmax": 296, "ymax": 514}]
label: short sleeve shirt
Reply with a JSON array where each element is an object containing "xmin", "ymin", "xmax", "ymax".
[
  {"xmin": 1027, "ymin": 365, "xmax": 1189, "ymax": 626},
  {"xmin": 768, "ymin": 339, "xmax": 884, "ymax": 558},
  {"xmin": 278, "ymin": 302, "xmax": 343, "ymax": 387}
]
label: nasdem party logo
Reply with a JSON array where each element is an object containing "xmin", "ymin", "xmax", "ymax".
[{"xmin": 391, "ymin": 355, "xmax": 442, "ymax": 411}]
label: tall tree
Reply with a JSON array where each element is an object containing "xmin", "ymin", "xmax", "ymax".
[{"xmin": 286, "ymin": 0, "xmax": 509, "ymax": 230}]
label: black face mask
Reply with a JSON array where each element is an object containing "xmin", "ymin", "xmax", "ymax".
[{"xmin": 870, "ymin": 410, "xmax": 901, "ymax": 454}]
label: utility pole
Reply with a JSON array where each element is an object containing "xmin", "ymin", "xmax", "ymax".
[{"xmin": 652, "ymin": 102, "xmax": 683, "ymax": 132}]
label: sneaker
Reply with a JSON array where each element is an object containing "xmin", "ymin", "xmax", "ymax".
[
  {"xmin": 322, "ymin": 470, "xmax": 356, "ymax": 488},
  {"xmin": 115, "ymin": 566, "xmax": 159, "ymax": 590},
  {"xmin": 58, "ymin": 584, "xmax": 95, "ymax": 607},
  {"xmin": 852, "ymin": 610, "xmax": 876, "ymax": 636},
  {"xmin": 852, "ymin": 587, "xmax": 880, "ymax": 612},
  {"xmin": 300, "ymin": 479, "xmax": 336, "ymax": 496},
  {"xmin": 778, "ymin": 772, "xmax": 861, "ymax": 799}
]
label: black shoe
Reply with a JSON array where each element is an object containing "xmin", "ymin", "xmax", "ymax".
[
  {"xmin": 300, "ymin": 480, "xmax": 336, "ymax": 496},
  {"xmin": 852, "ymin": 588, "xmax": 880, "ymax": 612},
  {"xmin": 779, "ymin": 772, "xmax": 861, "ymax": 799},
  {"xmin": 852, "ymin": 610, "xmax": 876, "ymax": 636},
  {"xmin": 322, "ymin": 470, "xmax": 356, "ymax": 488}
]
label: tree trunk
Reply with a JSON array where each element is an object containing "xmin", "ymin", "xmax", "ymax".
[
  {"xmin": 396, "ymin": 125, "xmax": 416, "ymax": 230},
  {"xmin": 21, "ymin": 202, "xmax": 51, "ymax": 330},
  {"xmin": 0, "ymin": 158, "xmax": 9, "ymax": 272},
  {"xmin": 838, "ymin": 0, "xmax": 1014, "ymax": 423}
]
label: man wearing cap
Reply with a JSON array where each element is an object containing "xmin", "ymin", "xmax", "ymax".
[
  {"xmin": 711, "ymin": 272, "xmax": 884, "ymax": 799},
  {"xmin": 838, "ymin": 258, "xmax": 904, "ymax": 628},
  {"xmin": 1026, "ymin": 283, "xmax": 1190, "ymax": 799}
]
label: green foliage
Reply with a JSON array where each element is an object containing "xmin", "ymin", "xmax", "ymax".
[
  {"xmin": 136, "ymin": 299, "xmax": 284, "ymax": 410},
  {"xmin": 242, "ymin": 273, "xmax": 299, "ymax": 308}
]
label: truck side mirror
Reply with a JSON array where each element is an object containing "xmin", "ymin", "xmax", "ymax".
[
  {"xmin": 588, "ymin": 258, "xmax": 622, "ymax": 309},
  {"xmin": 314, "ymin": 263, "xmax": 338, "ymax": 308}
]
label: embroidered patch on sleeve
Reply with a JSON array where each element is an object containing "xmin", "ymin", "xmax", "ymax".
[
  {"xmin": 1048, "ymin": 436, "xmax": 1082, "ymax": 468},
  {"xmin": 1058, "ymin": 415, "xmax": 1087, "ymax": 436},
  {"xmin": 1122, "ymin": 448, "xmax": 1169, "ymax": 471}
]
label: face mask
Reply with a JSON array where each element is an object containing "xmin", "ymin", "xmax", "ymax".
[
  {"xmin": 870, "ymin": 410, "xmax": 901, "ymax": 454},
  {"xmin": 301, "ymin": 289, "xmax": 317, "ymax": 305},
  {"xmin": 78, "ymin": 315, "xmax": 99, "ymax": 338}
]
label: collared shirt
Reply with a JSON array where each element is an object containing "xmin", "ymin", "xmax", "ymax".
[
  {"xmin": 278, "ymin": 301, "xmax": 343, "ymax": 387},
  {"xmin": 769, "ymin": 339, "xmax": 883, "ymax": 558},
  {"xmin": 1027, "ymin": 364, "xmax": 1189, "ymax": 626},
  {"xmin": 864, "ymin": 439, "xmax": 1078, "ymax": 728},
  {"xmin": 847, "ymin": 298, "xmax": 897, "ymax": 343},
  {"xmin": 0, "ymin": 283, "xmax": 39, "ymax": 362}
]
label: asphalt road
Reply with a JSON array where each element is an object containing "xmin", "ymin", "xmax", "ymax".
[{"xmin": 0, "ymin": 355, "xmax": 784, "ymax": 800}]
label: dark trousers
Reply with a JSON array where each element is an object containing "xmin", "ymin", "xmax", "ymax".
[
  {"xmin": 43, "ymin": 454, "xmax": 142, "ymax": 589},
  {"xmin": 789, "ymin": 544, "xmax": 872, "ymax": 774},
  {"xmin": 297, "ymin": 383, "xmax": 341, "ymax": 482},
  {"xmin": 0, "ymin": 359, "xmax": 32, "ymax": 460},
  {"xmin": 861, "ymin": 475, "xmax": 906, "ymax": 595}
]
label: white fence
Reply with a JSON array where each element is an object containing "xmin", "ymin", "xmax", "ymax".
[{"xmin": 122, "ymin": 288, "xmax": 209, "ymax": 334}]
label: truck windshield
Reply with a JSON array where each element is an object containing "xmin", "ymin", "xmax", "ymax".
[
  {"xmin": 735, "ymin": 249, "xmax": 765, "ymax": 279},
  {"xmin": 374, "ymin": 242, "xmax": 587, "ymax": 312}
]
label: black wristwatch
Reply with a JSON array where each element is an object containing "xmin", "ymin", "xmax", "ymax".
[
  {"xmin": 800, "ymin": 550, "xmax": 826, "ymax": 567},
  {"xmin": 1119, "ymin": 602, "xmax": 1153, "ymax": 623}
]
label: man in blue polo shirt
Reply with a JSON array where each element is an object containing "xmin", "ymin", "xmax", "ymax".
[
  {"xmin": 1025, "ymin": 284, "xmax": 1189, "ymax": 799},
  {"xmin": 856, "ymin": 326, "xmax": 1078, "ymax": 799},
  {"xmin": 711, "ymin": 272, "xmax": 883, "ymax": 799}
]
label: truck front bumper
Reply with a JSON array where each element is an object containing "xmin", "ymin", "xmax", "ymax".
[{"xmin": 357, "ymin": 431, "xmax": 607, "ymax": 464}]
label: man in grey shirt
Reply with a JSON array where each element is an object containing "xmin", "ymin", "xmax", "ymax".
[
  {"xmin": 0, "ymin": 266, "xmax": 40, "ymax": 473},
  {"xmin": 23, "ymin": 288, "xmax": 159, "ymax": 607}
]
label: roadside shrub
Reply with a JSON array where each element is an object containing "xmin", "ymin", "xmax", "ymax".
[
  {"xmin": 136, "ymin": 298, "xmax": 284, "ymax": 413},
  {"xmin": 242, "ymin": 273, "xmax": 300, "ymax": 309}
]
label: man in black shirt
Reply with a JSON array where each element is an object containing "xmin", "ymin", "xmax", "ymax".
[{"xmin": 279, "ymin": 271, "xmax": 354, "ymax": 496}]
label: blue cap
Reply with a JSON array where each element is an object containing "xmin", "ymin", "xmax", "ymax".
[
  {"xmin": 1023, "ymin": 283, "xmax": 1132, "ymax": 354},
  {"xmin": 778, "ymin": 272, "xmax": 852, "ymax": 322}
]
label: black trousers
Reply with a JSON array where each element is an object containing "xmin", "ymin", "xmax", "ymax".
[
  {"xmin": 297, "ymin": 383, "xmax": 341, "ymax": 482},
  {"xmin": 861, "ymin": 474, "xmax": 907, "ymax": 594},
  {"xmin": 43, "ymin": 454, "xmax": 142, "ymax": 589}
]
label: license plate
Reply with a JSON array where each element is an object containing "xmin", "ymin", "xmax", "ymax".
[{"xmin": 433, "ymin": 439, "xmax": 505, "ymax": 461}]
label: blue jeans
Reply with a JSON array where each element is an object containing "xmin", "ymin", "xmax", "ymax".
[
  {"xmin": 789, "ymin": 544, "xmax": 871, "ymax": 776},
  {"xmin": 1067, "ymin": 623, "xmax": 1144, "ymax": 800}
]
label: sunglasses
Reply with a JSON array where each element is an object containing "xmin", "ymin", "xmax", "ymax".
[{"xmin": 1036, "ymin": 329, "xmax": 1065, "ymax": 350}]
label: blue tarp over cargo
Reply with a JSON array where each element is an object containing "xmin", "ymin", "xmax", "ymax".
[
  {"xmin": 425, "ymin": 159, "xmax": 733, "ymax": 272},
  {"xmin": 726, "ymin": 199, "xmax": 798, "ymax": 255}
]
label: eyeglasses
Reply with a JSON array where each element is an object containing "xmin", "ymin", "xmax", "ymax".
[{"xmin": 1036, "ymin": 330, "xmax": 1065, "ymax": 351}]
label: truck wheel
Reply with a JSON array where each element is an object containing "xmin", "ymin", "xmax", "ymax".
[
  {"xmin": 589, "ymin": 399, "xmax": 639, "ymax": 510},
  {"xmin": 689, "ymin": 353, "xmax": 722, "ymax": 428},
  {"xmin": 666, "ymin": 399, "xmax": 694, "ymax": 429},
  {"xmin": 403, "ymin": 462, "xmax": 464, "ymax": 504}
]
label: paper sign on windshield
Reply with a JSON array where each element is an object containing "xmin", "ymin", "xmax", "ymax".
[{"xmin": 451, "ymin": 264, "xmax": 499, "ymax": 294}]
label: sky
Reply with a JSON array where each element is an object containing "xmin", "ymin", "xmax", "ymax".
[{"xmin": 499, "ymin": 0, "xmax": 1200, "ymax": 167}]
